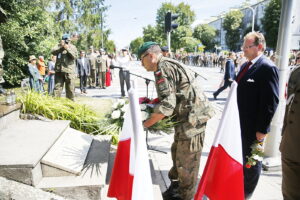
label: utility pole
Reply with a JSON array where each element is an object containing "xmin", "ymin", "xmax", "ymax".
[
  {"xmin": 101, "ymin": 11, "xmax": 104, "ymax": 49},
  {"xmin": 263, "ymin": 0, "xmax": 296, "ymax": 170}
]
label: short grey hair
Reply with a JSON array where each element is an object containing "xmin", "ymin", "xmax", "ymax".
[
  {"xmin": 144, "ymin": 45, "xmax": 162, "ymax": 56},
  {"xmin": 244, "ymin": 32, "xmax": 266, "ymax": 51}
]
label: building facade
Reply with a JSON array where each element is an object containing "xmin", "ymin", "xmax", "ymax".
[{"xmin": 207, "ymin": 0, "xmax": 300, "ymax": 51}]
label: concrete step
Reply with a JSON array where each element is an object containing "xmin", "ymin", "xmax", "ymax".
[
  {"xmin": 41, "ymin": 128, "xmax": 93, "ymax": 176},
  {"xmin": 0, "ymin": 103, "xmax": 21, "ymax": 130},
  {"xmin": 0, "ymin": 120, "xmax": 70, "ymax": 185},
  {"xmin": 37, "ymin": 135, "xmax": 111, "ymax": 200}
]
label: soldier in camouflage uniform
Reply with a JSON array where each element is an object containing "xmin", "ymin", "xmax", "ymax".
[
  {"xmin": 0, "ymin": 36, "xmax": 5, "ymax": 94},
  {"xmin": 87, "ymin": 46, "xmax": 97, "ymax": 88},
  {"xmin": 138, "ymin": 42, "xmax": 215, "ymax": 200},
  {"xmin": 51, "ymin": 34, "xmax": 78, "ymax": 101}
]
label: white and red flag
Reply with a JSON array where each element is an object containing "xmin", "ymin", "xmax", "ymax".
[
  {"xmin": 107, "ymin": 84, "xmax": 154, "ymax": 200},
  {"xmin": 194, "ymin": 81, "xmax": 244, "ymax": 200}
]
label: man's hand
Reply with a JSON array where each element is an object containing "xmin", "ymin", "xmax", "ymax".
[
  {"xmin": 143, "ymin": 113, "xmax": 165, "ymax": 128},
  {"xmin": 256, "ymin": 131, "xmax": 266, "ymax": 142}
]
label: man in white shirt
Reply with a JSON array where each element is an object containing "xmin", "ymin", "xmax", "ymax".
[{"xmin": 116, "ymin": 48, "xmax": 132, "ymax": 97}]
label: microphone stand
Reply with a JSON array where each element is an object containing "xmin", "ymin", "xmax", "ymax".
[{"xmin": 111, "ymin": 65, "xmax": 166, "ymax": 154}]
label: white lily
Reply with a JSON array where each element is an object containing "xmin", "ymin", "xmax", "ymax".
[
  {"xmin": 141, "ymin": 111, "xmax": 150, "ymax": 121},
  {"xmin": 111, "ymin": 110, "xmax": 121, "ymax": 119},
  {"xmin": 140, "ymin": 104, "xmax": 147, "ymax": 110}
]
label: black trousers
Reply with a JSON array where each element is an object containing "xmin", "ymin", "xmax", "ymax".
[
  {"xmin": 214, "ymin": 79, "xmax": 232, "ymax": 97},
  {"xmin": 119, "ymin": 69, "xmax": 130, "ymax": 96},
  {"xmin": 242, "ymin": 138, "xmax": 262, "ymax": 198},
  {"xmin": 80, "ymin": 74, "xmax": 88, "ymax": 92}
]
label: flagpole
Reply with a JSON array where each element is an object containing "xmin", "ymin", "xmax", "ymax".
[{"xmin": 263, "ymin": 0, "xmax": 295, "ymax": 170}]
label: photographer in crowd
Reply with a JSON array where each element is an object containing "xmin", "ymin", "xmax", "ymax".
[{"xmin": 51, "ymin": 34, "xmax": 78, "ymax": 101}]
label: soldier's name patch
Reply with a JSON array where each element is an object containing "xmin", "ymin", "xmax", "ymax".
[{"xmin": 157, "ymin": 78, "xmax": 165, "ymax": 84}]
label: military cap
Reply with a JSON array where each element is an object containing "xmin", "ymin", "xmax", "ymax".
[
  {"xmin": 62, "ymin": 34, "xmax": 70, "ymax": 40},
  {"xmin": 161, "ymin": 46, "xmax": 169, "ymax": 52},
  {"xmin": 138, "ymin": 41, "xmax": 158, "ymax": 59}
]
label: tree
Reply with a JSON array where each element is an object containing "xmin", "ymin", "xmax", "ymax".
[
  {"xmin": 0, "ymin": 0, "xmax": 60, "ymax": 86},
  {"xmin": 261, "ymin": 0, "xmax": 281, "ymax": 49},
  {"xmin": 171, "ymin": 26, "xmax": 194, "ymax": 51},
  {"xmin": 130, "ymin": 37, "xmax": 144, "ymax": 55},
  {"xmin": 149, "ymin": 2, "xmax": 196, "ymax": 48},
  {"xmin": 143, "ymin": 25, "xmax": 162, "ymax": 44},
  {"xmin": 180, "ymin": 37, "xmax": 200, "ymax": 52},
  {"xmin": 223, "ymin": 10, "xmax": 244, "ymax": 51},
  {"xmin": 193, "ymin": 24, "xmax": 217, "ymax": 51}
]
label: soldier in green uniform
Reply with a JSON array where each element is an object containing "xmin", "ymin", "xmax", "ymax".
[
  {"xmin": 280, "ymin": 52, "xmax": 300, "ymax": 200},
  {"xmin": 0, "ymin": 36, "xmax": 5, "ymax": 94},
  {"xmin": 51, "ymin": 34, "xmax": 78, "ymax": 101},
  {"xmin": 138, "ymin": 42, "xmax": 215, "ymax": 200},
  {"xmin": 87, "ymin": 46, "xmax": 97, "ymax": 88}
]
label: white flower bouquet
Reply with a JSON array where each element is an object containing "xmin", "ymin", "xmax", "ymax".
[
  {"xmin": 245, "ymin": 140, "xmax": 264, "ymax": 168},
  {"xmin": 139, "ymin": 97, "xmax": 177, "ymax": 134}
]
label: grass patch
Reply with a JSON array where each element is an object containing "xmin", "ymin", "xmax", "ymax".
[{"xmin": 18, "ymin": 91, "xmax": 119, "ymax": 144}]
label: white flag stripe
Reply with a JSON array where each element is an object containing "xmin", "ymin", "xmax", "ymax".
[
  {"xmin": 128, "ymin": 81, "xmax": 154, "ymax": 200},
  {"xmin": 119, "ymin": 105, "xmax": 132, "ymax": 141},
  {"xmin": 212, "ymin": 81, "xmax": 243, "ymax": 164}
]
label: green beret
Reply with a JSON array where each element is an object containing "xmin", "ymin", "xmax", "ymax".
[{"xmin": 138, "ymin": 41, "xmax": 158, "ymax": 59}]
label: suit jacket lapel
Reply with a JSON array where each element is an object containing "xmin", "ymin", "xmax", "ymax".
[{"xmin": 241, "ymin": 55, "xmax": 265, "ymax": 81}]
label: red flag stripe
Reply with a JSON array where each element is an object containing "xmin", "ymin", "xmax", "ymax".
[
  {"xmin": 107, "ymin": 138, "xmax": 134, "ymax": 200},
  {"xmin": 194, "ymin": 145, "xmax": 244, "ymax": 200}
]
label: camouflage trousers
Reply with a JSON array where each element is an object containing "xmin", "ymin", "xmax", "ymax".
[
  {"xmin": 54, "ymin": 72, "xmax": 75, "ymax": 101},
  {"xmin": 98, "ymin": 71, "xmax": 106, "ymax": 88},
  {"xmin": 88, "ymin": 68, "xmax": 96, "ymax": 87},
  {"xmin": 168, "ymin": 128, "xmax": 205, "ymax": 200}
]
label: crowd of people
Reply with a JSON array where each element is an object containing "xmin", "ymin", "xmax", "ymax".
[
  {"xmin": 25, "ymin": 32, "xmax": 300, "ymax": 200},
  {"xmin": 137, "ymin": 32, "xmax": 300, "ymax": 200},
  {"xmin": 27, "ymin": 34, "xmax": 133, "ymax": 100}
]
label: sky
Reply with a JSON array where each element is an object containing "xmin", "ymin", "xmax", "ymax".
[{"xmin": 105, "ymin": 0, "xmax": 257, "ymax": 49}]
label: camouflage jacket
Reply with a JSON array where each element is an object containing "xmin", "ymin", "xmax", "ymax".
[
  {"xmin": 51, "ymin": 43, "xmax": 78, "ymax": 74},
  {"xmin": 154, "ymin": 56, "xmax": 215, "ymax": 139}
]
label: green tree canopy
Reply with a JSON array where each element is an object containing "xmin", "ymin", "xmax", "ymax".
[
  {"xmin": 130, "ymin": 37, "xmax": 144, "ymax": 56},
  {"xmin": 0, "ymin": 0, "xmax": 111, "ymax": 86},
  {"xmin": 140, "ymin": 2, "xmax": 196, "ymax": 50},
  {"xmin": 223, "ymin": 10, "xmax": 244, "ymax": 51},
  {"xmin": 193, "ymin": 24, "xmax": 217, "ymax": 51},
  {"xmin": 261, "ymin": 0, "xmax": 281, "ymax": 49},
  {"xmin": 0, "ymin": 0, "xmax": 60, "ymax": 86}
]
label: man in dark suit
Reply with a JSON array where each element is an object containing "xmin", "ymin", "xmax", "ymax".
[
  {"xmin": 213, "ymin": 52, "xmax": 236, "ymax": 99},
  {"xmin": 76, "ymin": 51, "xmax": 90, "ymax": 94},
  {"xmin": 236, "ymin": 32, "xmax": 279, "ymax": 199}
]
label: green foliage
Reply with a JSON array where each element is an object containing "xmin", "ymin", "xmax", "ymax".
[
  {"xmin": 261, "ymin": 0, "xmax": 281, "ymax": 49},
  {"xmin": 143, "ymin": 25, "xmax": 163, "ymax": 44},
  {"xmin": 0, "ymin": 0, "xmax": 61, "ymax": 86},
  {"xmin": 18, "ymin": 91, "xmax": 119, "ymax": 144},
  {"xmin": 223, "ymin": 10, "xmax": 244, "ymax": 51},
  {"xmin": 0, "ymin": 0, "xmax": 111, "ymax": 86},
  {"xmin": 171, "ymin": 26, "xmax": 195, "ymax": 52},
  {"xmin": 137, "ymin": 2, "xmax": 196, "ymax": 51},
  {"xmin": 130, "ymin": 37, "xmax": 144, "ymax": 55},
  {"xmin": 193, "ymin": 24, "xmax": 217, "ymax": 51}
]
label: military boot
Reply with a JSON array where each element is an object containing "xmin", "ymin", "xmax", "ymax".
[{"xmin": 162, "ymin": 181, "xmax": 179, "ymax": 200}]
